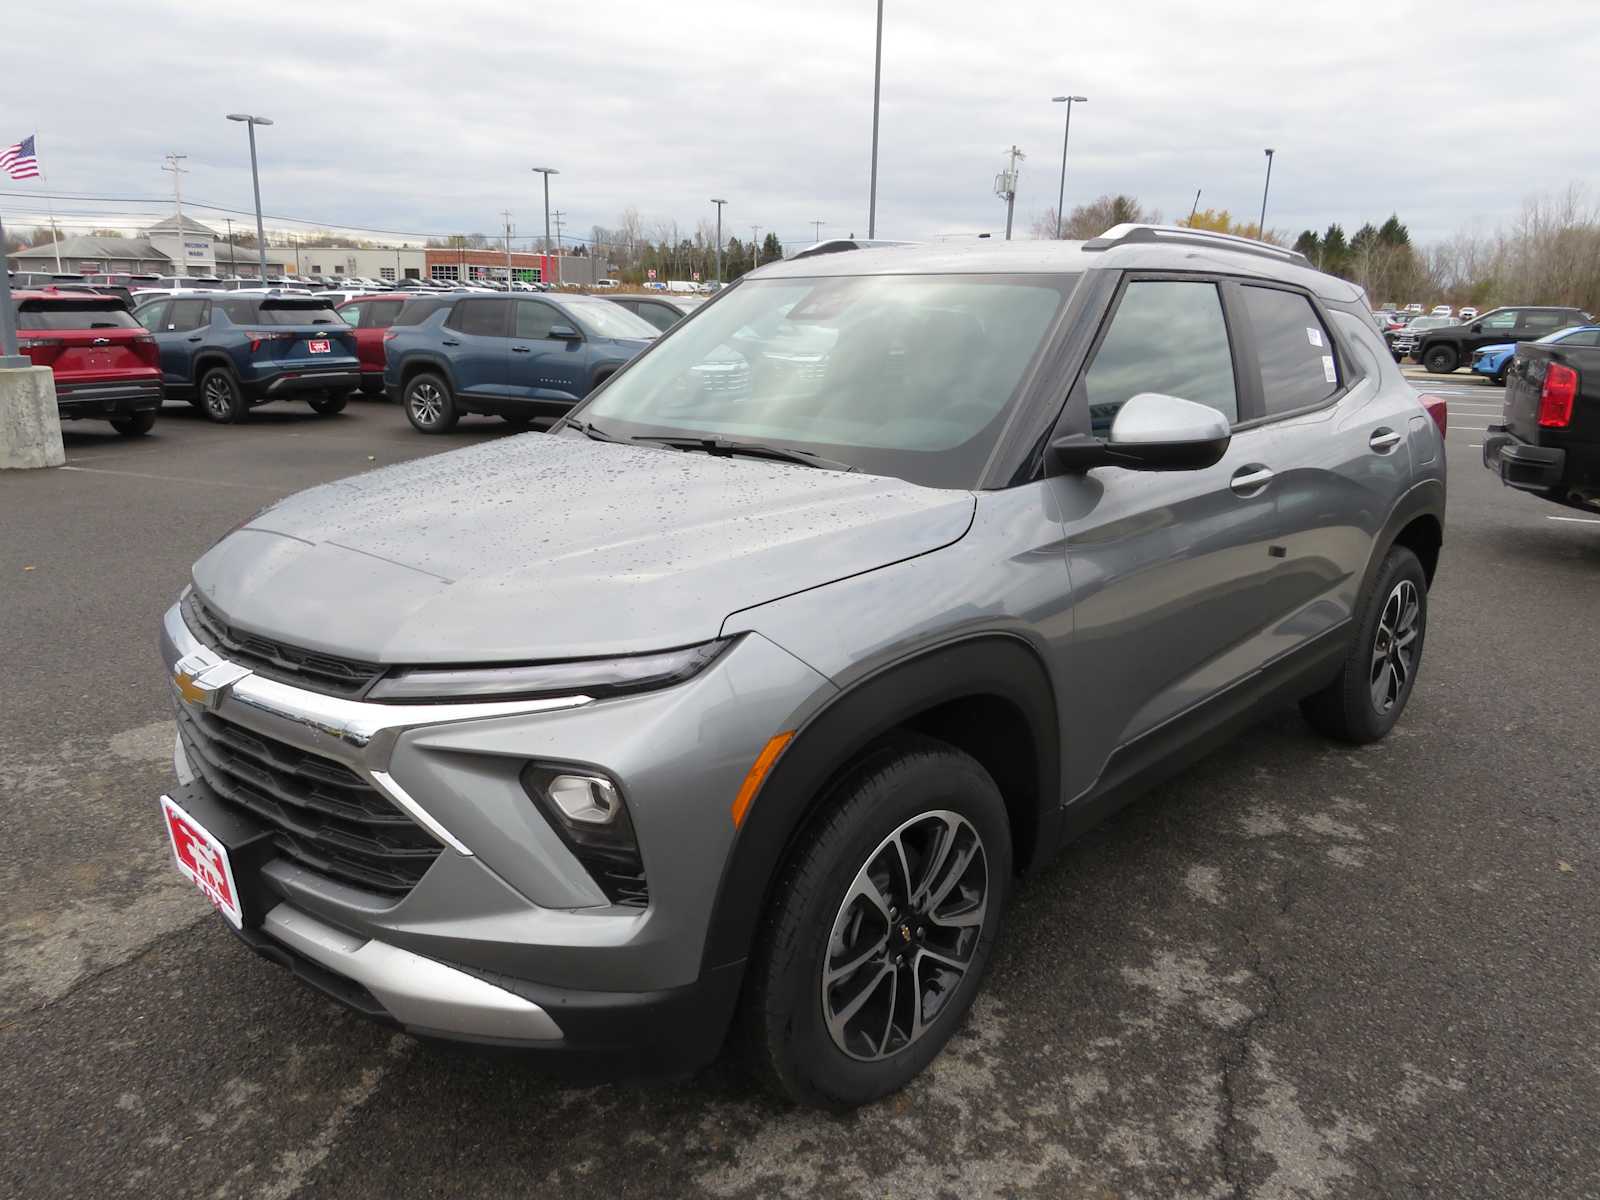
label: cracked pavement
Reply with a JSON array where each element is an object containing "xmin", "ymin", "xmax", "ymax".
[{"xmin": 3, "ymin": 388, "xmax": 1597, "ymax": 1198}]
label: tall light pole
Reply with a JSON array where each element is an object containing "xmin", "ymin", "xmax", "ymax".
[
  {"xmin": 867, "ymin": 0, "xmax": 884, "ymax": 238},
  {"xmin": 751, "ymin": 225, "xmax": 761, "ymax": 269},
  {"xmin": 531, "ymin": 166, "xmax": 558, "ymax": 285},
  {"xmin": 161, "ymin": 153, "xmax": 188, "ymax": 270},
  {"xmin": 502, "ymin": 210, "xmax": 514, "ymax": 287},
  {"xmin": 710, "ymin": 198, "xmax": 727, "ymax": 283},
  {"xmin": 1051, "ymin": 95, "xmax": 1087, "ymax": 239},
  {"xmin": 1258, "ymin": 148, "xmax": 1275, "ymax": 241},
  {"xmin": 226, "ymin": 114, "xmax": 273, "ymax": 279}
]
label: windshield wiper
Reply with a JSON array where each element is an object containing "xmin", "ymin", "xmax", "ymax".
[
  {"xmin": 562, "ymin": 418, "xmax": 622, "ymax": 443},
  {"xmin": 631, "ymin": 435, "xmax": 856, "ymax": 472}
]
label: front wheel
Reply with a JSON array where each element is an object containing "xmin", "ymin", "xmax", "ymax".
[
  {"xmin": 1422, "ymin": 345, "xmax": 1459, "ymax": 374},
  {"xmin": 742, "ymin": 737, "xmax": 1012, "ymax": 1108},
  {"xmin": 109, "ymin": 410, "xmax": 157, "ymax": 436},
  {"xmin": 403, "ymin": 372, "xmax": 458, "ymax": 433},
  {"xmin": 1301, "ymin": 545, "xmax": 1427, "ymax": 743},
  {"xmin": 308, "ymin": 391, "xmax": 348, "ymax": 415}
]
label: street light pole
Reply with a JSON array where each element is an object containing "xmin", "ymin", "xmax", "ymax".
[
  {"xmin": 710, "ymin": 198, "xmax": 727, "ymax": 283},
  {"xmin": 227, "ymin": 114, "xmax": 273, "ymax": 279},
  {"xmin": 1258, "ymin": 148, "xmax": 1275, "ymax": 241},
  {"xmin": 531, "ymin": 166, "xmax": 559, "ymax": 285},
  {"xmin": 1051, "ymin": 95, "xmax": 1087, "ymax": 239},
  {"xmin": 868, "ymin": 0, "xmax": 884, "ymax": 239}
]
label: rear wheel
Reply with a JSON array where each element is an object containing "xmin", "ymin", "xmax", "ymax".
[
  {"xmin": 1422, "ymin": 344, "xmax": 1459, "ymax": 374},
  {"xmin": 742, "ymin": 737, "xmax": 1012, "ymax": 1108},
  {"xmin": 109, "ymin": 409, "xmax": 157, "ymax": 436},
  {"xmin": 1301, "ymin": 545, "xmax": 1427, "ymax": 743},
  {"xmin": 404, "ymin": 372, "xmax": 458, "ymax": 433},
  {"xmin": 308, "ymin": 392, "xmax": 348, "ymax": 415},
  {"xmin": 199, "ymin": 367, "xmax": 246, "ymax": 424}
]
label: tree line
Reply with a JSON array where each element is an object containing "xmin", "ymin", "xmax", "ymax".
[{"xmin": 1030, "ymin": 185, "xmax": 1600, "ymax": 313}]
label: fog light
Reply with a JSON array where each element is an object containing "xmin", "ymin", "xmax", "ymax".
[{"xmin": 548, "ymin": 774, "xmax": 620, "ymax": 825}]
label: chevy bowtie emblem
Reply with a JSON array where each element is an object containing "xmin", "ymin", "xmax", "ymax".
[{"xmin": 173, "ymin": 653, "xmax": 251, "ymax": 710}]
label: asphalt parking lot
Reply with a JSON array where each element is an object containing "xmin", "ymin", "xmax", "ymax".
[{"xmin": 3, "ymin": 384, "xmax": 1598, "ymax": 1200}]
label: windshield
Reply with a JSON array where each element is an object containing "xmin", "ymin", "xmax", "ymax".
[
  {"xmin": 563, "ymin": 299, "xmax": 658, "ymax": 340},
  {"xmin": 580, "ymin": 273, "xmax": 1077, "ymax": 488}
]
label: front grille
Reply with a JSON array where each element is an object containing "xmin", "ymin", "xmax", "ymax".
[
  {"xmin": 183, "ymin": 592, "xmax": 383, "ymax": 698},
  {"xmin": 175, "ymin": 703, "xmax": 442, "ymax": 896}
]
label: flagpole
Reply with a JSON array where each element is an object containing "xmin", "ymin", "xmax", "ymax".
[{"xmin": 46, "ymin": 193, "xmax": 62, "ymax": 274}]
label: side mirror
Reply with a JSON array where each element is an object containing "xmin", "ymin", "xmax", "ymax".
[
  {"xmin": 548, "ymin": 323, "xmax": 581, "ymax": 340},
  {"xmin": 1048, "ymin": 392, "xmax": 1232, "ymax": 474}
]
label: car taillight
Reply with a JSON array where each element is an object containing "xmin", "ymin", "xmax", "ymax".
[
  {"xmin": 1419, "ymin": 393, "xmax": 1447, "ymax": 435},
  {"xmin": 16, "ymin": 336, "xmax": 63, "ymax": 363},
  {"xmin": 247, "ymin": 331, "xmax": 293, "ymax": 352},
  {"xmin": 382, "ymin": 330, "xmax": 398, "ymax": 342},
  {"xmin": 1538, "ymin": 363, "xmax": 1578, "ymax": 428}
]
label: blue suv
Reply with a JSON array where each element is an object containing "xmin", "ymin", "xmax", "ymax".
[
  {"xmin": 134, "ymin": 294, "xmax": 360, "ymax": 423},
  {"xmin": 383, "ymin": 293, "xmax": 657, "ymax": 433}
]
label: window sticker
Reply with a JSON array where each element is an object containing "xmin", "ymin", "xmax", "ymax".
[
  {"xmin": 1321, "ymin": 355, "xmax": 1337, "ymax": 383},
  {"xmin": 1306, "ymin": 326, "xmax": 1324, "ymax": 348}
]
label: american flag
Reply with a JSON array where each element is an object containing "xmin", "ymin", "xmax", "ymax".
[{"xmin": 1, "ymin": 134, "xmax": 41, "ymax": 180}]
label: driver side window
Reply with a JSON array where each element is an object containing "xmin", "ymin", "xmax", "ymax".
[
  {"xmin": 1481, "ymin": 310, "xmax": 1518, "ymax": 331},
  {"xmin": 1082, "ymin": 280, "xmax": 1239, "ymax": 436}
]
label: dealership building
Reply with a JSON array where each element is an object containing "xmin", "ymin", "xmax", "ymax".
[{"xmin": 7, "ymin": 214, "xmax": 605, "ymax": 284}]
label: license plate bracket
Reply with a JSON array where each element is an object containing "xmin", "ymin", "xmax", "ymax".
[
  {"xmin": 307, "ymin": 339, "xmax": 331, "ymax": 354},
  {"xmin": 159, "ymin": 781, "xmax": 278, "ymax": 928}
]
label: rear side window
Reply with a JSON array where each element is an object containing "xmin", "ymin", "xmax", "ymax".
[
  {"xmin": 1521, "ymin": 310, "xmax": 1569, "ymax": 335},
  {"xmin": 1083, "ymin": 279, "xmax": 1238, "ymax": 434},
  {"xmin": 168, "ymin": 299, "xmax": 210, "ymax": 332},
  {"xmin": 636, "ymin": 302, "xmax": 681, "ymax": 332},
  {"xmin": 15, "ymin": 303, "xmax": 141, "ymax": 330},
  {"xmin": 365, "ymin": 299, "xmax": 404, "ymax": 328},
  {"xmin": 216, "ymin": 298, "xmax": 257, "ymax": 324},
  {"xmin": 395, "ymin": 297, "xmax": 447, "ymax": 326},
  {"xmin": 1241, "ymin": 286, "xmax": 1339, "ymax": 416},
  {"xmin": 1557, "ymin": 329, "xmax": 1600, "ymax": 347},
  {"xmin": 447, "ymin": 299, "xmax": 509, "ymax": 337}
]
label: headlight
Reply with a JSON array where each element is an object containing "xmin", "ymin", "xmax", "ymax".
[{"xmin": 368, "ymin": 639, "xmax": 730, "ymax": 703}]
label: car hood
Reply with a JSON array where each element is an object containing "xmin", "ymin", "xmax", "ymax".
[
  {"xmin": 191, "ymin": 433, "xmax": 975, "ymax": 663},
  {"xmin": 1474, "ymin": 342, "xmax": 1514, "ymax": 357}
]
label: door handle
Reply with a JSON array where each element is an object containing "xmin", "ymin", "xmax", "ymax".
[
  {"xmin": 186, "ymin": 335, "xmax": 202, "ymax": 342},
  {"xmin": 511, "ymin": 345, "xmax": 531, "ymax": 353},
  {"xmin": 441, "ymin": 338, "xmax": 460, "ymax": 346},
  {"xmin": 1230, "ymin": 466, "xmax": 1275, "ymax": 494},
  {"xmin": 1369, "ymin": 428, "xmax": 1402, "ymax": 452}
]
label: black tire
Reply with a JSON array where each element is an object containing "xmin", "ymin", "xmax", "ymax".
[
  {"xmin": 1301, "ymin": 545, "xmax": 1427, "ymax": 744},
  {"xmin": 742, "ymin": 736, "xmax": 1012, "ymax": 1108},
  {"xmin": 109, "ymin": 409, "xmax": 157, "ymax": 436},
  {"xmin": 308, "ymin": 392, "xmax": 348, "ymax": 415},
  {"xmin": 403, "ymin": 371, "xmax": 457, "ymax": 433},
  {"xmin": 198, "ymin": 367, "xmax": 246, "ymax": 424},
  {"xmin": 1422, "ymin": 344, "xmax": 1459, "ymax": 374}
]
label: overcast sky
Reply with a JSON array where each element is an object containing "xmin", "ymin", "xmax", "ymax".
[{"xmin": 5, "ymin": 0, "xmax": 1598, "ymax": 251}]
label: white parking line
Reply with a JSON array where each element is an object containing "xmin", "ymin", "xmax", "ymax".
[
  {"xmin": 1547, "ymin": 515, "xmax": 1600, "ymax": 525},
  {"xmin": 59, "ymin": 465, "xmax": 282, "ymax": 491}
]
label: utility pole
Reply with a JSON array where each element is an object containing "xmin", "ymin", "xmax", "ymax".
[
  {"xmin": 161, "ymin": 153, "xmax": 188, "ymax": 270},
  {"xmin": 502, "ymin": 210, "xmax": 514, "ymax": 287},
  {"xmin": 225, "ymin": 217, "xmax": 235, "ymax": 274},
  {"xmin": 710, "ymin": 199, "xmax": 727, "ymax": 283},
  {"xmin": 553, "ymin": 210, "xmax": 565, "ymax": 253},
  {"xmin": 995, "ymin": 145, "xmax": 1025, "ymax": 241},
  {"xmin": 1258, "ymin": 148, "xmax": 1275, "ymax": 240},
  {"xmin": 867, "ymin": 0, "xmax": 884, "ymax": 239},
  {"xmin": 751, "ymin": 225, "xmax": 761, "ymax": 268}
]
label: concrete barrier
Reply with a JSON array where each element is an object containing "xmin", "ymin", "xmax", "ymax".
[{"xmin": 0, "ymin": 365, "xmax": 65, "ymax": 470}]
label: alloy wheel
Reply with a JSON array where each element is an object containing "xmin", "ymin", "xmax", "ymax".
[
  {"xmin": 203, "ymin": 376, "xmax": 233, "ymax": 419},
  {"xmin": 1370, "ymin": 578, "xmax": 1420, "ymax": 714},
  {"xmin": 821, "ymin": 810, "xmax": 989, "ymax": 1062},
  {"xmin": 409, "ymin": 382, "xmax": 443, "ymax": 425}
]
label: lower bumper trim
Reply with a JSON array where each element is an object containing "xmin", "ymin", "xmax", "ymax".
[{"xmin": 262, "ymin": 903, "xmax": 564, "ymax": 1041}]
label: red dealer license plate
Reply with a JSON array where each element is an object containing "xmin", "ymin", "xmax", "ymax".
[
  {"xmin": 307, "ymin": 339, "xmax": 331, "ymax": 354},
  {"xmin": 160, "ymin": 795, "xmax": 244, "ymax": 929}
]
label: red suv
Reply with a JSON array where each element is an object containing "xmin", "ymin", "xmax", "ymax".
[
  {"xmin": 335, "ymin": 293, "xmax": 415, "ymax": 395},
  {"xmin": 13, "ymin": 290, "xmax": 164, "ymax": 435}
]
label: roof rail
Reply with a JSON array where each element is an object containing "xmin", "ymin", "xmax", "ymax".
[{"xmin": 1083, "ymin": 223, "xmax": 1311, "ymax": 267}]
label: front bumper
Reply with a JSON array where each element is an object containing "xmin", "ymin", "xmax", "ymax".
[
  {"xmin": 1482, "ymin": 426, "xmax": 1565, "ymax": 491},
  {"xmin": 55, "ymin": 379, "xmax": 164, "ymax": 419},
  {"xmin": 158, "ymin": 600, "xmax": 830, "ymax": 1065}
]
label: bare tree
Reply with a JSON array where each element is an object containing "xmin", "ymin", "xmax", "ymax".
[{"xmin": 1031, "ymin": 195, "xmax": 1161, "ymax": 240}]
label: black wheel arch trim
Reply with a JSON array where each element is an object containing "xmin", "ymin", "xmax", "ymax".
[
  {"xmin": 698, "ymin": 632, "xmax": 1060, "ymax": 975},
  {"xmin": 1360, "ymin": 478, "xmax": 1445, "ymax": 600},
  {"xmin": 398, "ymin": 355, "xmax": 458, "ymax": 395}
]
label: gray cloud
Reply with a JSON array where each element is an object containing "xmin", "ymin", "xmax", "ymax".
[{"xmin": 5, "ymin": 0, "xmax": 1596, "ymax": 248}]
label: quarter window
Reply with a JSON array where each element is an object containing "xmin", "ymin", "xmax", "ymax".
[
  {"xmin": 1241, "ymin": 286, "xmax": 1340, "ymax": 416},
  {"xmin": 1083, "ymin": 280, "xmax": 1238, "ymax": 434}
]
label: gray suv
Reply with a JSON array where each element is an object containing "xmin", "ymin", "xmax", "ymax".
[{"xmin": 157, "ymin": 225, "xmax": 1445, "ymax": 1107}]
